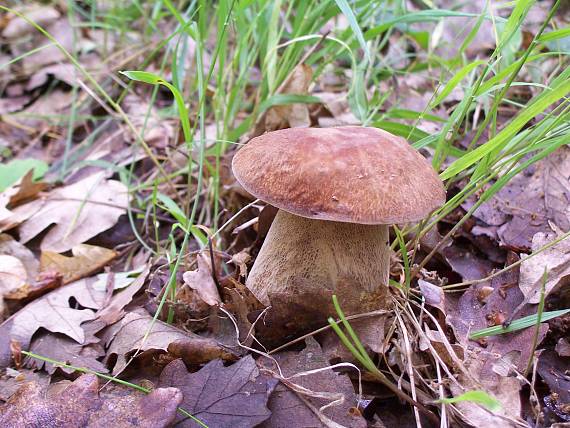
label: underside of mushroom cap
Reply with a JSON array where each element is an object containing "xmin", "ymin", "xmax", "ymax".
[{"xmin": 232, "ymin": 126, "xmax": 446, "ymax": 224}]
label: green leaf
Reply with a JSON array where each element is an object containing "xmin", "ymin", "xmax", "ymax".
[
  {"xmin": 372, "ymin": 121, "xmax": 429, "ymax": 142},
  {"xmin": 0, "ymin": 159, "xmax": 48, "ymax": 192},
  {"xmin": 437, "ymin": 390, "xmax": 502, "ymax": 412},
  {"xmin": 156, "ymin": 193, "xmax": 187, "ymax": 228},
  {"xmin": 441, "ymin": 76, "xmax": 570, "ymax": 180},
  {"xmin": 333, "ymin": 0, "xmax": 370, "ymax": 61},
  {"xmin": 538, "ymin": 27, "xmax": 570, "ymax": 42},
  {"xmin": 431, "ymin": 61, "xmax": 485, "ymax": 108},
  {"xmin": 469, "ymin": 309, "xmax": 570, "ymax": 340}
]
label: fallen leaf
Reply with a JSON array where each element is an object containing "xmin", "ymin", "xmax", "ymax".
[
  {"xmin": 537, "ymin": 350, "xmax": 570, "ymax": 424},
  {"xmin": 25, "ymin": 328, "xmax": 107, "ymax": 375},
  {"xmin": 0, "ymin": 368, "xmax": 50, "ymax": 403},
  {"xmin": 182, "ymin": 252, "xmax": 221, "ymax": 306},
  {"xmin": 40, "ymin": 244, "xmax": 117, "ymax": 284},
  {"xmin": 446, "ymin": 254, "xmax": 548, "ymax": 426},
  {"xmin": 103, "ymin": 311, "xmax": 231, "ymax": 375},
  {"xmin": 5, "ymin": 173, "xmax": 128, "ymax": 252},
  {"xmin": 519, "ymin": 230, "xmax": 570, "ymax": 303},
  {"xmin": 159, "ymin": 356, "xmax": 272, "ymax": 427},
  {"xmin": 0, "ymin": 278, "xmax": 106, "ymax": 368},
  {"xmin": 468, "ymin": 146, "xmax": 570, "ymax": 251},
  {"xmin": 0, "ymin": 256, "xmax": 27, "ymax": 313},
  {"xmin": 256, "ymin": 64, "xmax": 313, "ymax": 134},
  {"xmin": 0, "ymin": 170, "xmax": 46, "ymax": 228},
  {"xmin": 95, "ymin": 265, "xmax": 150, "ymax": 325},
  {"xmin": 2, "ymin": 6, "xmax": 60, "ymax": 39},
  {"xmin": 555, "ymin": 337, "xmax": 570, "ymax": 357},
  {"xmin": 230, "ymin": 250, "xmax": 251, "ymax": 278},
  {"xmin": 258, "ymin": 337, "xmax": 367, "ymax": 428},
  {"xmin": 0, "ymin": 374, "xmax": 182, "ymax": 428}
]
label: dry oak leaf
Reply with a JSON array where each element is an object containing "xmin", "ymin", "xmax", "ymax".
[
  {"xmin": 103, "ymin": 311, "xmax": 233, "ymax": 375},
  {"xmin": 159, "ymin": 356, "xmax": 272, "ymax": 427},
  {"xmin": 40, "ymin": 244, "xmax": 117, "ymax": 284},
  {"xmin": 0, "ymin": 277, "xmax": 106, "ymax": 367},
  {"xmin": 0, "ymin": 373, "xmax": 182, "ymax": 428},
  {"xmin": 5, "ymin": 173, "xmax": 128, "ymax": 252}
]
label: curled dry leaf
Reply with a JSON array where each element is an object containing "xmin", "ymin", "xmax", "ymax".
[
  {"xmin": 40, "ymin": 244, "xmax": 117, "ymax": 285},
  {"xmin": 159, "ymin": 356, "xmax": 272, "ymax": 428},
  {"xmin": 182, "ymin": 252, "xmax": 221, "ymax": 306},
  {"xmin": 3, "ymin": 173, "xmax": 128, "ymax": 252},
  {"xmin": 0, "ymin": 278, "xmax": 106, "ymax": 368},
  {"xmin": 0, "ymin": 374, "xmax": 182, "ymax": 428}
]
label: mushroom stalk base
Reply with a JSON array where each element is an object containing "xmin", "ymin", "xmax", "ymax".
[{"xmin": 247, "ymin": 210, "xmax": 390, "ymax": 323}]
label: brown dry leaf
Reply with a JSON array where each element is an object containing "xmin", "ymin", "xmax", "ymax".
[
  {"xmin": 25, "ymin": 327, "xmax": 107, "ymax": 375},
  {"xmin": 0, "ymin": 374, "xmax": 182, "ymax": 428},
  {"xmin": 229, "ymin": 250, "xmax": 251, "ymax": 278},
  {"xmin": 446, "ymin": 255, "xmax": 548, "ymax": 426},
  {"xmin": 259, "ymin": 337, "xmax": 367, "ymax": 428},
  {"xmin": 0, "ymin": 277, "xmax": 106, "ymax": 368},
  {"xmin": 519, "ymin": 230, "xmax": 570, "ymax": 303},
  {"xmin": 1, "ymin": 6, "xmax": 60, "ymax": 39},
  {"xmin": 0, "ymin": 368, "xmax": 50, "ymax": 403},
  {"xmin": 537, "ymin": 350, "xmax": 570, "ymax": 424},
  {"xmin": 555, "ymin": 337, "xmax": 570, "ymax": 357},
  {"xmin": 96, "ymin": 264, "xmax": 150, "ymax": 325},
  {"xmin": 159, "ymin": 356, "xmax": 272, "ymax": 427},
  {"xmin": 40, "ymin": 244, "xmax": 117, "ymax": 284},
  {"xmin": 26, "ymin": 63, "xmax": 79, "ymax": 91},
  {"xmin": 11, "ymin": 89, "xmax": 74, "ymax": 129},
  {"xmin": 468, "ymin": 146, "xmax": 570, "ymax": 251},
  {"xmin": 123, "ymin": 94, "xmax": 173, "ymax": 148},
  {"xmin": 5, "ymin": 173, "xmax": 128, "ymax": 252},
  {"xmin": 182, "ymin": 252, "xmax": 221, "ymax": 306},
  {"xmin": 257, "ymin": 64, "xmax": 313, "ymax": 134},
  {"xmin": 103, "ymin": 311, "xmax": 231, "ymax": 375},
  {"xmin": 0, "ymin": 255, "xmax": 27, "ymax": 314},
  {"xmin": 0, "ymin": 171, "xmax": 46, "ymax": 228}
]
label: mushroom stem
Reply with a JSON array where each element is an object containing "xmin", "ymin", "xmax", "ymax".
[{"xmin": 247, "ymin": 210, "xmax": 390, "ymax": 318}]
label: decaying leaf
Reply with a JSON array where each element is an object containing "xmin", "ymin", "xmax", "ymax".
[
  {"xmin": 182, "ymin": 252, "xmax": 221, "ymax": 306},
  {"xmin": 103, "ymin": 311, "xmax": 232, "ymax": 375},
  {"xmin": 159, "ymin": 356, "xmax": 272, "ymax": 427},
  {"xmin": 446, "ymin": 255, "xmax": 548, "ymax": 426},
  {"xmin": 537, "ymin": 350, "xmax": 570, "ymax": 424},
  {"xmin": 3, "ymin": 173, "xmax": 128, "ymax": 252},
  {"xmin": 259, "ymin": 337, "xmax": 367, "ymax": 428},
  {"xmin": 519, "ymin": 231, "xmax": 570, "ymax": 303},
  {"xmin": 26, "ymin": 328, "xmax": 107, "ymax": 375},
  {"xmin": 0, "ymin": 374, "xmax": 182, "ymax": 428},
  {"xmin": 469, "ymin": 146, "xmax": 570, "ymax": 251},
  {"xmin": 40, "ymin": 244, "xmax": 117, "ymax": 284},
  {"xmin": 0, "ymin": 278, "xmax": 106, "ymax": 368}
]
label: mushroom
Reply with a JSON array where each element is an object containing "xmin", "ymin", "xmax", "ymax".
[{"xmin": 232, "ymin": 126, "xmax": 445, "ymax": 338}]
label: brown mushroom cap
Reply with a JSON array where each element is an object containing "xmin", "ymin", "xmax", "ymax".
[{"xmin": 232, "ymin": 126, "xmax": 446, "ymax": 224}]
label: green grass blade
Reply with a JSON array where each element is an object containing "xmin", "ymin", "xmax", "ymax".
[{"xmin": 469, "ymin": 309, "xmax": 570, "ymax": 340}]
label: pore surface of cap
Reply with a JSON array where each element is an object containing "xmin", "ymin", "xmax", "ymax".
[{"xmin": 232, "ymin": 126, "xmax": 446, "ymax": 224}]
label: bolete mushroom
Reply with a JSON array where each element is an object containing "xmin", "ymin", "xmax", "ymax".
[{"xmin": 232, "ymin": 126, "xmax": 445, "ymax": 339}]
